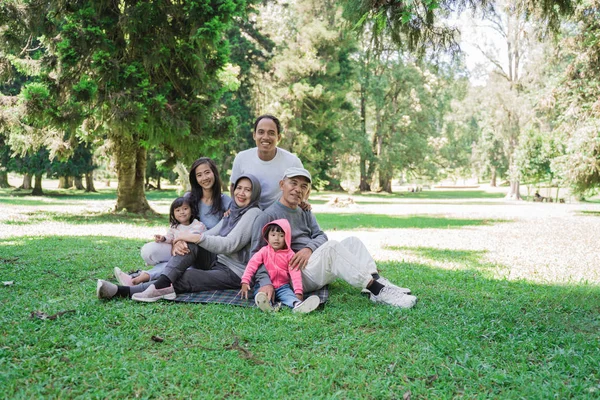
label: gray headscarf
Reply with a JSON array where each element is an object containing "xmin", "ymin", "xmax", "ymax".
[{"xmin": 218, "ymin": 174, "xmax": 261, "ymax": 237}]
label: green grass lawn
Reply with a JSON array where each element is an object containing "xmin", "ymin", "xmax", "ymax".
[
  {"xmin": 1, "ymin": 189, "xmax": 599, "ymax": 398},
  {"xmin": 315, "ymin": 214, "xmax": 501, "ymax": 230}
]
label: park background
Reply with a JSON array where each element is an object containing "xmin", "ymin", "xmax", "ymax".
[{"xmin": 1, "ymin": 0, "xmax": 599, "ymax": 398}]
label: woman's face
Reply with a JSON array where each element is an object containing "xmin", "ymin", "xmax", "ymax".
[
  {"xmin": 233, "ymin": 178, "xmax": 252, "ymax": 207},
  {"xmin": 195, "ymin": 163, "xmax": 215, "ymax": 190},
  {"xmin": 253, "ymin": 118, "xmax": 280, "ymax": 154}
]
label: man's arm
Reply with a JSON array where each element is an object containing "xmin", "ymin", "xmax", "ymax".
[{"xmin": 303, "ymin": 210, "xmax": 328, "ymax": 252}]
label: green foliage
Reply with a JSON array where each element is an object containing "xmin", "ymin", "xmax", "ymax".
[
  {"xmin": 549, "ymin": 0, "xmax": 600, "ymax": 197},
  {"xmin": 339, "ymin": 0, "xmax": 574, "ymax": 54}
]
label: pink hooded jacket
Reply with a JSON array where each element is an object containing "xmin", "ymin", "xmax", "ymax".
[{"xmin": 241, "ymin": 218, "xmax": 303, "ymax": 294}]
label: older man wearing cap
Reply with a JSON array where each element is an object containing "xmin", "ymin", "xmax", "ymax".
[{"xmin": 250, "ymin": 167, "xmax": 417, "ymax": 309}]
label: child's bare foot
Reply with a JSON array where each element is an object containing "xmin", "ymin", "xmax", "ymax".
[{"xmin": 132, "ymin": 271, "xmax": 150, "ymax": 285}]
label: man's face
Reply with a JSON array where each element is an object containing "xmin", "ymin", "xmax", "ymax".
[
  {"xmin": 279, "ymin": 176, "xmax": 310, "ymax": 208},
  {"xmin": 253, "ymin": 118, "xmax": 280, "ymax": 154}
]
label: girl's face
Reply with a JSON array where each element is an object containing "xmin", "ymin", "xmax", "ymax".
[
  {"xmin": 268, "ymin": 229, "xmax": 285, "ymax": 251},
  {"xmin": 174, "ymin": 202, "xmax": 192, "ymax": 225},
  {"xmin": 195, "ymin": 163, "xmax": 215, "ymax": 190},
  {"xmin": 233, "ymin": 178, "xmax": 252, "ymax": 208}
]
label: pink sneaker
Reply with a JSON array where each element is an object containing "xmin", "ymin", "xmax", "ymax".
[
  {"xmin": 131, "ymin": 284, "xmax": 176, "ymax": 302},
  {"xmin": 113, "ymin": 267, "xmax": 133, "ymax": 286}
]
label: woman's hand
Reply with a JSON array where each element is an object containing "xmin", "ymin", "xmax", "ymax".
[
  {"xmin": 177, "ymin": 232, "xmax": 201, "ymax": 244},
  {"xmin": 289, "ymin": 248, "xmax": 313, "ymax": 270},
  {"xmin": 295, "ymin": 293, "xmax": 304, "ymax": 301},
  {"xmin": 299, "ymin": 201, "xmax": 312, "ymax": 211},
  {"xmin": 223, "ymin": 209, "xmax": 231, "ymax": 217},
  {"xmin": 238, "ymin": 283, "xmax": 250, "ymax": 299},
  {"xmin": 154, "ymin": 234, "xmax": 165, "ymax": 243},
  {"xmin": 172, "ymin": 240, "xmax": 189, "ymax": 256}
]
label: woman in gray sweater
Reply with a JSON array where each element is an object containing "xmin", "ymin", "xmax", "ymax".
[{"xmin": 96, "ymin": 174, "xmax": 267, "ymax": 302}]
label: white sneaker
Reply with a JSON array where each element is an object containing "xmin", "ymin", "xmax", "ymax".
[
  {"xmin": 362, "ymin": 276, "xmax": 411, "ymax": 295},
  {"xmin": 254, "ymin": 292, "xmax": 275, "ymax": 312},
  {"xmin": 131, "ymin": 284, "xmax": 176, "ymax": 302},
  {"xmin": 292, "ymin": 295, "xmax": 320, "ymax": 313},
  {"xmin": 114, "ymin": 267, "xmax": 133, "ymax": 286},
  {"xmin": 96, "ymin": 279, "xmax": 117, "ymax": 300},
  {"xmin": 377, "ymin": 277, "xmax": 411, "ymax": 294},
  {"xmin": 370, "ymin": 286, "xmax": 418, "ymax": 309}
]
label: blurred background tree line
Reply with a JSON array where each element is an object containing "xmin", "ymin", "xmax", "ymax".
[{"xmin": 0, "ymin": 0, "xmax": 598, "ymax": 212}]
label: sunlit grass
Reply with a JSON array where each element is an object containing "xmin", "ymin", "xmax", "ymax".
[{"xmin": 315, "ymin": 213, "xmax": 504, "ymax": 230}]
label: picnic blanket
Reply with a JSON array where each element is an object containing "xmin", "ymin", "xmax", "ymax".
[{"xmin": 170, "ymin": 286, "xmax": 329, "ymax": 307}]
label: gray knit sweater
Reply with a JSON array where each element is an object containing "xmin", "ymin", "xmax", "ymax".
[{"xmin": 199, "ymin": 207, "xmax": 269, "ymax": 285}]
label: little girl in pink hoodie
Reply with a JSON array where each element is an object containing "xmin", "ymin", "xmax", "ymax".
[{"xmin": 239, "ymin": 219, "xmax": 320, "ymax": 313}]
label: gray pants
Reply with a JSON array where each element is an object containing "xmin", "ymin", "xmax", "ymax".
[{"xmin": 130, "ymin": 243, "xmax": 240, "ymax": 294}]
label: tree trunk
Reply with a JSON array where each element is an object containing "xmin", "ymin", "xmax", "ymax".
[
  {"xmin": 113, "ymin": 133, "xmax": 152, "ymax": 214},
  {"xmin": 359, "ymin": 82, "xmax": 371, "ymax": 192},
  {"xmin": 490, "ymin": 168, "xmax": 497, "ymax": 187},
  {"xmin": 505, "ymin": 180, "xmax": 522, "ymax": 200},
  {"xmin": 359, "ymin": 156, "xmax": 371, "ymax": 192},
  {"xmin": 379, "ymin": 173, "xmax": 393, "ymax": 193},
  {"xmin": 32, "ymin": 173, "xmax": 43, "ymax": 195},
  {"xmin": 156, "ymin": 175, "xmax": 161, "ymax": 190},
  {"xmin": 74, "ymin": 176, "xmax": 85, "ymax": 190},
  {"xmin": 0, "ymin": 170, "xmax": 11, "ymax": 188},
  {"xmin": 58, "ymin": 176, "xmax": 69, "ymax": 189},
  {"xmin": 20, "ymin": 174, "xmax": 32, "ymax": 189},
  {"xmin": 85, "ymin": 172, "xmax": 97, "ymax": 192}
]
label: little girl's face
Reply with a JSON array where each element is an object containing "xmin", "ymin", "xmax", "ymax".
[
  {"xmin": 174, "ymin": 203, "xmax": 192, "ymax": 225},
  {"xmin": 268, "ymin": 230, "xmax": 285, "ymax": 250}
]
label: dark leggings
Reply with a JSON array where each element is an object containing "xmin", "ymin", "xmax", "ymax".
[{"xmin": 162, "ymin": 243, "xmax": 240, "ymax": 293}]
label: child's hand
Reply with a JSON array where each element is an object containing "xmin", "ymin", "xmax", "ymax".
[
  {"xmin": 295, "ymin": 293, "xmax": 304, "ymax": 301},
  {"xmin": 154, "ymin": 235, "xmax": 165, "ymax": 242},
  {"xmin": 238, "ymin": 283, "xmax": 250, "ymax": 299}
]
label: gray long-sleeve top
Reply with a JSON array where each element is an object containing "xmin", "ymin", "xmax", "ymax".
[{"xmin": 198, "ymin": 207, "xmax": 269, "ymax": 285}]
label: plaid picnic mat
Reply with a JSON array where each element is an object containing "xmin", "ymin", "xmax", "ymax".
[{"xmin": 171, "ymin": 286, "xmax": 329, "ymax": 307}]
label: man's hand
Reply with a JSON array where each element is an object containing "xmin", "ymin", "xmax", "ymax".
[
  {"xmin": 257, "ymin": 284, "xmax": 274, "ymax": 302},
  {"xmin": 289, "ymin": 248, "xmax": 312, "ymax": 270},
  {"xmin": 238, "ymin": 283, "xmax": 250, "ymax": 299},
  {"xmin": 171, "ymin": 240, "xmax": 190, "ymax": 256}
]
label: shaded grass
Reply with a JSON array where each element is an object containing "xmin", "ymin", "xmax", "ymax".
[
  {"xmin": 3, "ymin": 210, "xmax": 168, "ymax": 228},
  {"xmin": 1, "ymin": 235, "xmax": 599, "ymax": 398},
  {"xmin": 315, "ymin": 213, "xmax": 504, "ymax": 230},
  {"xmin": 579, "ymin": 210, "xmax": 600, "ymax": 216},
  {"xmin": 0, "ymin": 188, "xmax": 179, "ymax": 205}
]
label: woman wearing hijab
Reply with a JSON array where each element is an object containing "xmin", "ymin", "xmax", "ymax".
[{"xmin": 96, "ymin": 174, "xmax": 267, "ymax": 302}]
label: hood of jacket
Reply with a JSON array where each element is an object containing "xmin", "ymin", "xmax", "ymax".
[{"xmin": 262, "ymin": 218, "xmax": 292, "ymax": 251}]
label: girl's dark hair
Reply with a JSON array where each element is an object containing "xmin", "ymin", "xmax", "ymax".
[
  {"xmin": 169, "ymin": 197, "xmax": 196, "ymax": 228},
  {"xmin": 263, "ymin": 223, "xmax": 285, "ymax": 245},
  {"xmin": 253, "ymin": 114, "xmax": 282, "ymax": 135},
  {"xmin": 188, "ymin": 157, "xmax": 225, "ymax": 216}
]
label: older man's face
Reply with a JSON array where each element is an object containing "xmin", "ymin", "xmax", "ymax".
[{"xmin": 279, "ymin": 176, "xmax": 311, "ymax": 208}]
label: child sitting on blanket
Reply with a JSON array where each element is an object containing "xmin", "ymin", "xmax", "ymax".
[
  {"xmin": 114, "ymin": 197, "xmax": 206, "ymax": 285},
  {"xmin": 239, "ymin": 219, "xmax": 320, "ymax": 313}
]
